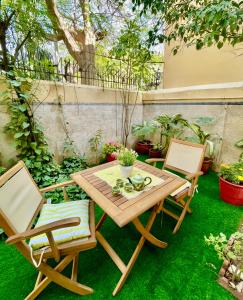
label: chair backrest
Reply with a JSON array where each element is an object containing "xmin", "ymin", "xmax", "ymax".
[
  {"xmin": 0, "ymin": 161, "xmax": 43, "ymax": 235},
  {"xmin": 164, "ymin": 138, "xmax": 206, "ymax": 175}
]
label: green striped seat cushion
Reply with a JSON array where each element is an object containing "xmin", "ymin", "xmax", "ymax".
[{"xmin": 29, "ymin": 200, "xmax": 90, "ymax": 250}]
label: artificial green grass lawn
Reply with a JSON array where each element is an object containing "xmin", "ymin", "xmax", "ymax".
[{"xmin": 0, "ymin": 157, "xmax": 242, "ymax": 300}]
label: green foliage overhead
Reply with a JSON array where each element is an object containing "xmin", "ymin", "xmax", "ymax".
[
  {"xmin": 131, "ymin": 0, "xmax": 243, "ymax": 50},
  {"xmin": 0, "ymin": 0, "xmax": 49, "ymax": 69},
  {"xmin": 110, "ymin": 20, "xmax": 162, "ymax": 89}
]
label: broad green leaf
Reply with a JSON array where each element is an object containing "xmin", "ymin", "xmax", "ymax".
[{"xmin": 14, "ymin": 132, "xmax": 24, "ymax": 138}]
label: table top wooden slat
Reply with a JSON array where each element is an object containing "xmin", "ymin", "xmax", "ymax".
[{"xmin": 71, "ymin": 160, "xmax": 186, "ymax": 227}]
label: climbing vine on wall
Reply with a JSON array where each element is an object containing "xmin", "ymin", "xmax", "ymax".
[
  {"xmin": 1, "ymin": 71, "xmax": 88, "ymax": 203},
  {"xmin": 1, "ymin": 70, "xmax": 56, "ymax": 179}
]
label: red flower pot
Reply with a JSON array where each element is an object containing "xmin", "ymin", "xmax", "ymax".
[
  {"xmin": 149, "ymin": 149, "xmax": 161, "ymax": 158},
  {"xmin": 106, "ymin": 153, "xmax": 116, "ymax": 162},
  {"xmin": 201, "ymin": 157, "xmax": 213, "ymax": 174},
  {"xmin": 135, "ymin": 141, "xmax": 153, "ymax": 154},
  {"xmin": 219, "ymin": 177, "xmax": 243, "ymax": 206}
]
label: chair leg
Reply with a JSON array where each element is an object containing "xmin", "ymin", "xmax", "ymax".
[
  {"xmin": 173, "ymin": 196, "xmax": 193, "ymax": 234},
  {"xmin": 38, "ymin": 261, "xmax": 93, "ymax": 296},
  {"xmin": 25, "ymin": 255, "xmax": 75, "ymax": 300},
  {"xmin": 71, "ymin": 254, "xmax": 79, "ymax": 281},
  {"xmin": 25, "ymin": 254, "xmax": 93, "ymax": 300},
  {"xmin": 177, "ymin": 197, "xmax": 192, "ymax": 214}
]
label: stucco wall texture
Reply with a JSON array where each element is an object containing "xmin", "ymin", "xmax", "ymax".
[{"xmin": 0, "ymin": 80, "xmax": 242, "ymax": 167}]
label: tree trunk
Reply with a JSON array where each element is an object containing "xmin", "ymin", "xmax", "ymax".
[
  {"xmin": 45, "ymin": 0, "xmax": 96, "ymax": 85},
  {"xmin": 79, "ymin": 0, "xmax": 96, "ymax": 84}
]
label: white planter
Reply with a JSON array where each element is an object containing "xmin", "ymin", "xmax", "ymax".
[{"xmin": 120, "ymin": 165, "xmax": 133, "ymax": 178}]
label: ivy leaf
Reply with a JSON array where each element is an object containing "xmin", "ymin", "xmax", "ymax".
[
  {"xmin": 217, "ymin": 41, "xmax": 224, "ymax": 49},
  {"xmin": 10, "ymin": 80, "xmax": 21, "ymax": 87},
  {"xmin": 24, "ymin": 131, "xmax": 30, "ymax": 136},
  {"xmin": 14, "ymin": 132, "xmax": 24, "ymax": 138},
  {"xmin": 22, "ymin": 122, "xmax": 30, "ymax": 129},
  {"xmin": 18, "ymin": 104, "xmax": 27, "ymax": 112},
  {"xmin": 35, "ymin": 149, "xmax": 42, "ymax": 155}
]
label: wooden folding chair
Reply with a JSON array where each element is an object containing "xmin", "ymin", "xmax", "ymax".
[
  {"xmin": 0, "ymin": 161, "xmax": 96, "ymax": 299},
  {"xmin": 146, "ymin": 138, "xmax": 206, "ymax": 234}
]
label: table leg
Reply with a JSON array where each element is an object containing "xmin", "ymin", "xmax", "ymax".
[
  {"xmin": 96, "ymin": 204, "xmax": 168, "ymax": 296},
  {"xmin": 96, "ymin": 212, "xmax": 107, "ymax": 231}
]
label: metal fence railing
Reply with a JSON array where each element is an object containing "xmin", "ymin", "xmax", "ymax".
[{"xmin": 14, "ymin": 53, "xmax": 163, "ymax": 91}]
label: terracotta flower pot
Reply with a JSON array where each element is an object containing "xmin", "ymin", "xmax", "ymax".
[
  {"xmin": 201, "ymin": 157, "xmax": 213, "ymax": 174},
  {"xmin": 219, "ymin": 177, "xmax": 243, "ymax": 206},
  {"xmin": 106, "ymin": 153, "xmax": 116, "ymax": 162},
  {"xmin": 135, "ymin": 141, "xmax": 152, "ymax": 155},
  {"xmin": 149, "ymin": 149, "xmax": 161, "ymax": 158}
]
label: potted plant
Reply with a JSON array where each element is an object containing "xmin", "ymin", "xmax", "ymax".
[
  {"xmin": 117, "ymin": 148, "xmax": 138, "ymax": 178},
  {"xmin": 186, "ymin": 119, "xmax": 221, "ymax": 174},
  {"xmin": 149, "ymin": 143, "xmax": 162, "ymax": 158},
  {"xmin": 219, "ymin": 161, "xmax": 243, "ymax": 206},
  {"xmin": 102, "ymin": 141, "xmax": 123, "ymax": 162},
  {"xmin": 131, "ymin": 121, "xmax": 157, "ymax": 154},
  {"xmin": 156, "ymin": 114, "xmax": 189, "ymax": 156}
]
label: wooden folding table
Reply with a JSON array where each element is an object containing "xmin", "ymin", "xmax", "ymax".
[{"xmin": 71, "ymin": 160, "xmax": 186, "ymax": 295}]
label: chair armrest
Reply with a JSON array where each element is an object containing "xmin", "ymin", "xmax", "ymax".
[
  {"xmin": 145, "ymin": 158, "xmax": 165, "ymax": 164},
  {"xmin": 186, "ymin": 171, "xmax": 203, "ymax": 180},
  {"xmin": 6, "ymin": 217, "xmax": 80, "ymax": 245},
  {"xmin": 39, "ymin": 180, "xmax": 76, "ymax": 193}
]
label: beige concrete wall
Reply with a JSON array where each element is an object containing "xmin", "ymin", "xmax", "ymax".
[
  {"xmin": 0, "ymin": 80, "xmax": 143, "ymax": 165},
  {"xmin": 1, "ymin": 79, "xmax": 242, "ymax": 167},
  {"xmin": 163, "ymin": 43, "xmax": 243, "ymax": 88},
  {"xmin": 143, "ymin": 82, "xmax": 243, "ymax": 166}
]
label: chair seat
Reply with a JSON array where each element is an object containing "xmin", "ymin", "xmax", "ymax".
[
  {"xmin": 29, "ymin": 200, "xmax": 91, "ymax": 250},
  {"xmin": 163, "ymin": 170, "xmax": 191, "ymax": 197}
]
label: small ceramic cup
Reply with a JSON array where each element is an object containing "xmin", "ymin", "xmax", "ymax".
[
  {"xmin": 124, "ymin": 183, "xmax": 134, "ymax": 193},
  {"xmin": 116, "ymin": 179, "xmax": 124, "ymax": 188},
  {"xmin": 112, "ymin": 186, "xmax": 121, "ymax": 196}
]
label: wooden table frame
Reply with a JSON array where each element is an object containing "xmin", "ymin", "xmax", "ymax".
[{"xmin": 72, "ymin": 160, "xmax": 186, "ymax": 296}]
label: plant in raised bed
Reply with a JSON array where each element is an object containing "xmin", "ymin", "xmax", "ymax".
[
  {"xmin": 205, "ymin": 231, "xmax": 243, "ymax": 296},
  {"xmin": 132, "ymin": 121, "xmax": 157, "ymax": 154},
  {"xmin": 219, "ymin": 161, "xmax": 243, "ymax": 206}
]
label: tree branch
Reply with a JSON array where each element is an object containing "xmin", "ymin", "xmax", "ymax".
[
  {"xmin": 13, "ymin": 31, "xmax": 31, "ymax": 61},
  {"xmin": 45, "ymin": 32, "xmax": 63, "ymax": 41},
  {"xmin": 45, "ymin": 0, "xmax": 83, "ymax": 63},
  {"xmin": 5, "ymin": 10, "xmax": 15, "ymax": 28}
]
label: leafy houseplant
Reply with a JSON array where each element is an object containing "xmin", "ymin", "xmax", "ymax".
[
  {"xmin": 117, "ymin": 148, "xmax": 138, "ymax": 178},
  {"xmin": 132, "ymin": 121, "xmax": 157, "ymax": 154},
  {"xmin": 219, "ymin": 162, "xmax": 243, "ymax": 205},
  {"xmin": 102, "ymin": 141, "xmax": 123, "ymax": 162},
  {"xmin": 186, "ymin": 119, "xmax": 221, "ymax": 174},
  {"xmin": 88, "ymin": 129, "xmax": 103, "ymax": 165},
  {"xmin": 149, "ymin": 143, "xmax": 163, "ymax": 158},
  {"xmin": 156, "ymin": 114, "xmax": 189, "ymax": 156}
]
